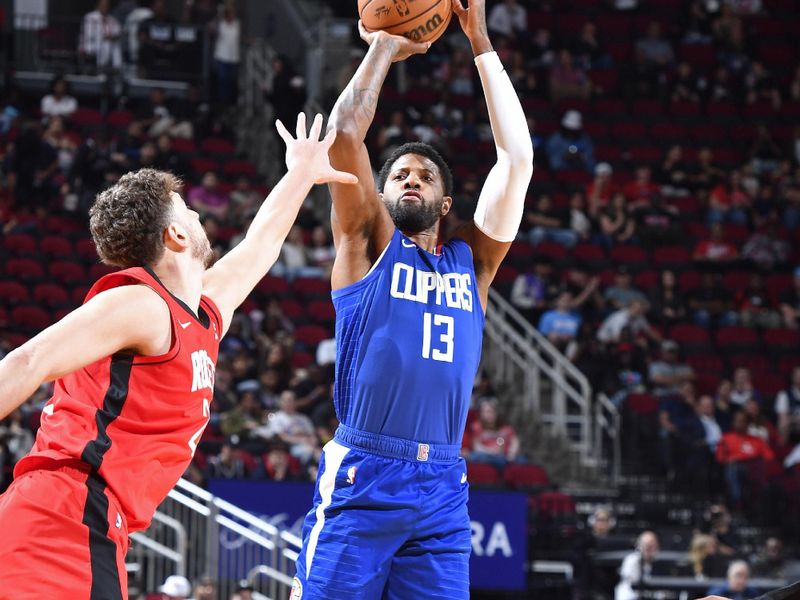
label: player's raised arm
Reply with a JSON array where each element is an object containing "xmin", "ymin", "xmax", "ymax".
[
  {"xmin": 450, "ymin": 0, "xmax": 534, "ymax": 309},
  {"xmin": 202, "ymin": 113, "xmax": 357, "ymax": 333},
  {"xmin": 0, "ymin": 285, "xmax": 171, "ymax": 420},
  {"xmin": 327, "ymin": 22, "xmax": 429, "ymax": 289}
]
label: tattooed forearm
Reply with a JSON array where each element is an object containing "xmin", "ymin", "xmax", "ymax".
[{"xmin": 347, "ymin": 88, "xmax": 380, "ymax": 123}]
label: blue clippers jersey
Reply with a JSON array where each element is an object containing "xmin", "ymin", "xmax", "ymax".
[{"xmin": 332, "ymin": 229, "xmax": 484, "ymax": 446}]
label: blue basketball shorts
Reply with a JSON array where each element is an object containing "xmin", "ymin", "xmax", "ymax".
[{"xmin": 291, "ymin": 424, "xmax": 471, "ymax": 599}]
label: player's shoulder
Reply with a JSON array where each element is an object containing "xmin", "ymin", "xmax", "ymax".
[{"xmin": 88, "ymin": 283, "xmax": 170, "ymax": 321}]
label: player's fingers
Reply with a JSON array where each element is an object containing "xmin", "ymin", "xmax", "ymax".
[
  {"xmin": 358, "ymin": 20, "xmax": 374, "ymax": 42},
  {"xmin": 326, "ymin": 169, "xmax": 359, "ymax": 185},
  {"xmin": 309, "ymin": 113, "xmax": 324, "ymax": 142},
  {"xmin": 296, "ymin": 112, "xmax": 307, "ymax": 139},
  {"xmin": 274, "ymin": 119, "xmax": 293, "ymax": 144},
  {"xmin": 322, "ymin": 127, "xmax": 337, "ymax": 148},
  {"xmin": 452, "ymin": 0, "xmax": 468, "ymax": 16}
]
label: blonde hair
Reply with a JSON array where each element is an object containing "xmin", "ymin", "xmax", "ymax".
[{"xmin": 689, "ymin": 534, "xmax": 713, "ymax": 577}]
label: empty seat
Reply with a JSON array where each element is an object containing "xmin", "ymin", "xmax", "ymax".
[
  {"xmin": 6, "ymin": 258, "xmax": 45, "ymax": 281},
  {"xmin": 503, "ymin": 463, "xmax": 550, "ymax": 489},
  {"xmin": 292, "ymin": 277, "xmax": 330, "ymax": 299},
  {"xmin": 294, "ymin": 325, "xmax": 330, "ymax": 347},
  {"xmin": 199, "ymin": 137, "xmax": 236, "ymax": 156},
  {"xmin": 715, "ymin": 326, "xmax": 760, "ymax": 352},
  {"xmin": 49, "ymin": 261, "xmax": 87, "ymax": 284},
  {"xmin": 11, "ymin": 305, "xmax": 51, "ymax": 331},
  {"xmin": 39, "ymin": 236, "xmax": 73, "ymax": 258},
  {"xmin": 0, "ymin": 280, "xmax": 30, "ymax": 304},
  {"xmin": 33, "ymin": 283, "xmax": 70, "ymax": 307},
  {"xmin": 3, "ymin": 233, "xmax": 38, "ymax": 255},
  {"xmin": 466, "ymin": 462, "xmax": 500, "ymax": 486}
]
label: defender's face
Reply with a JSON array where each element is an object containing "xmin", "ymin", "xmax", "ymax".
[
  {"xmin": 171, "ymin": 193, "xmax": 213, "ymax": 267},
  {"xmin": 382, "ymin": 154, "xmax": 451, "ymax": 234}
]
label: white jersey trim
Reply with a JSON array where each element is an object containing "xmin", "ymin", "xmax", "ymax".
[{"xmin": 305, "ymin": 440, "xmax": 349, "ymax": 578}]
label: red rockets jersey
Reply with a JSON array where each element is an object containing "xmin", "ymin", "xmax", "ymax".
[{"xmin": 15, "ymin": 266, "xmax": 221, "ymax": 532}]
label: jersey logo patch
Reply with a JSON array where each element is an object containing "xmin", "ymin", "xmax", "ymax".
[
  {"xmin": 346, "ymin": 466, "xmax": 357, "ymax": 485},
  {"xmin": 115, "ymin": 512, "xmax": 122, "ymax": 529},
  {"xmin": 290, "ymin": 576, "xmax": 303, "ymax": 599},
  {"xmin": 417, "ymin": 443, "xmax": 430, "ymax": 462},
  {"xmin": 179, "ymin": 321, "xmax": 191, "ymax": 329}
]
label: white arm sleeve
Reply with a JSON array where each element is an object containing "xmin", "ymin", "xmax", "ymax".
[{"xmin": 472, "ymin": 51, "xmax": 534, "ymax": 243}]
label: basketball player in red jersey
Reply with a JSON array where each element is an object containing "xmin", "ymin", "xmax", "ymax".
[{"xmin": 0, "ymin": 113, "xmax": 356, "ymax": 600}]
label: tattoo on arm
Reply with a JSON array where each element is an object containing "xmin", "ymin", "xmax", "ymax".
[{"xmin": 347, "ymin": 88, "xmax": 379, "ymax": 123}]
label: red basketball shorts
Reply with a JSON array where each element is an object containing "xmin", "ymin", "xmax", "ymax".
[{"xmin": 0, "ymin": 462, "xmax": 129, "ymax": 600}]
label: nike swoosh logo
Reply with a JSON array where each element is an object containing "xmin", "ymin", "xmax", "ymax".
[
  {"xmin": 401, "ymin": 239, "xmax": 416, "ymax": 248},
  {"xmin": 461, "ymin": 473, "xmax": 467, "ymax": 484},
  {"xmin": 179, "ymin": 321, "xmax": 191, "ymax": 329}
]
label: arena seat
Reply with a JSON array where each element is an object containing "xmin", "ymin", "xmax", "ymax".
[
  {"xmin": 39, "ymin": 235, "xmax": 73, "ymax": 258},
  {"xmin": 466, "ymin": 462, "xmax": 500, "ymax": 486},
  {"xmin": 48, "ymin": 261, "xmax": 87, "ymax": 284},
  {"xmin": 279, "ymin": 299, "xmax": 305, "ymax": 320},
  {"xmin": 294, "ymin": 325, "xmax": 330, "ymax": 348},
  {"xmin": 2, "ymin": 233, "xmax": 38, "ymax": 256},
  {"xmin": 308, "ymin": 300, "xmax": 336, "ymax": 326},
  {"xmin": 200, "ymin": 137, "xmax": 235, "ymax": 156},
  {"xmin": 687, "ymin": 354, "xmax": 724, "ymax": 375},
  {"xmin": 33, "ymin": 283, "xmax": 70, "ymax": 308},
  {"xmin": 503, "ymin": 463, "xmax": 550, "ymax": 490},
  {"xmin": 670, "ymin": 324, "xmax": 712, "ymax": 348},
  {"xmin": 763, "ymin": 329, "xmax": 800, "ymax": 355},
  {"xmin": 0, "ymin": 280, "xmax": 30, "ymax": 304},
  {"xmin": 292, "ymin": 277, "xmax": 331, "ymax": 299},
  {"xmin": 11, "ymin": 305, "xmax": 51, "ymax": 331},
  {"xmin": 7, "ymin": 258, "xmax": 45, "ymax": 281},
  {"xmin": 715, "ymin": 326, "xmax": 760, "ymax": 354}
]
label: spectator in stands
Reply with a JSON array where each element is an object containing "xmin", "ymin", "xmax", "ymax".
[
  {"xmin": 744, "ymin": 399, "xmax": 780, "ymax": 447},
  {"xmin": 775, "ymin": 366, "xmax": 800, "ymax": 444},
  {"xmin": 690, "ymin": 147, "xmax": 726, "ymax": 193},
  {"xmin": 228, "ymin": 175, "xmax": 261, "ymax": 226},
  {"xmin": 693, "ymin": 222, "xmax": 739, "ymax": 263},
  {"xmin": 690, "ymin": 273, "xmax": 736, "ymax": 328},
  {"xmin": 538, "ymin": 291, "xmax": 582, "ymax": 359},
  {"xmin": 256, "ymin": 390, "xmax": 317, "ymax": 464},
  {"xmin": 159, "ymin": 574, "xmax": 192, "ymax": 600},
  {"xmin": 749, "ymin": 124, "xmax": 784, "ymax": 176},
  {"xmin": 137, "ymin": 0, "xmax": 177, "ymax": 77},
  {"xmin": 0, "ymin": 408, "xmax": 34, "ymax": 487},
  {"xmin": 598, "ymin": 191, "xmax": 637, "ymax": 248},
  {"xmin": 689, "ymin": 533, "xmax": 720, "ymax": 580},
  {"xmin": 511, "ymin": 258, "xmax": 559, "ymax": 323},
  {"xmin": 597, "ymin": 298, "xmax": 661, "ymax": 346},
  {"xmin": 636, "ymin": 21, "xmax": 675, "ymax": 67},
  {"xmin": 308, "ymin": 226, "xmax": 336, "ymax": 276},
  {"xmin": 657, "ymin": 145, "xmax": 691, "ymax": 197},
  {"xmin": 43, "ymin": 115, "xmax": 77, "ymax": 176},
  {"xmin": 549, "ymin": 49, "xmax": 592, "ymax": 104},
  {"xmin": 275, "ymin": 225, "xmax": 314, "ymax": 279},
  {"xmin": 742, "ymin": 223, "xmax": 790, "ymax": 270},
  {"xmin": 669, "ymin": 61, "xmax": 702, "ymax": 104},
  {"xmin": 570, "ymin": 191, "xmax": 593, "ymax": 243},
  {"xmin": 615, "ymin": 531, "xmax": 660, "ymax": 600},
  {"xmin": 564, "ymin": 267, "xmax": 603, "ymax": 315},
  {"xmin": 154, "ymin": 134, "xmax": 189, "ymax": 179},
  {"xmin": 779, "ymin": 267, "xmax": 800, "ymax": 329},
  {"xmin": 528, "ymin": 27, "xmax": 556, "ymax": 68},
  {"xmin": 708, "ymin": 170, "xmax": 752, "ymax": 225},
  {"xmin": 40, "ymin": 76, "xmax": 78, "ymax": 119},
  {"xmin": 706, "ymin": 503, "xmax": 740, "ymax": 556},
  {"xmin": 189, "ymin": 171, "xmax": 229, "ymax": 219},
  {"xmin": 736, "ymin": 273, "xmax": 780, "ymax": 328},
  {"xmin": 79, "ymin": 0, "xmax": 123, "ymax": 71},
  {"xmin": 632, "ymin": 192, "xmax": 681, "ymax": 249},
  {"xmin": 123, "ymin": 0, "xmax": 153, "ymax": 64},
  {"xmin": 744, "ymin": 62, "xmax": 782, "ymax": 111},
  {"xmin": 604, "ymin": 266, "xmax": 646, "ymax": 310},
  {"xmin": 220, "ymin": 392, "xmax": 262, "ymax": 440},
  {"xmin": 707, "ymin": 560, "xmax": 759, "ymax": 600},
  {"xmin": 6, "ymin": 122, "xmax": 59, "ymax": 212},
  {"xmin": 572, "ymin": 21, "xmax": 610, "ymax": 70},
  {"xmin": 697, "ymin": 395, "xmax": 723, "ymax": 453},
  {"xmin": 624, "ymin": 166, "xmax": 660, "ymax": 208},
  {"xmin": 545, "ymin": 110, "xmax": 596, "ymax": 173},
  {"xmin": 527, "ymin": 193, "xmax": 577, "ymax": 247},
  {"xmin": 487, "ymin": 0, "xmax": 527, "ymax": 39},
  {"xmin": 230, "ymin": 579, "xmax": 255, "ymax": 600},
  {"xmin": 207, "ymin": 439, "xmax": 248, "ymax": 479},
  {"xmin": 587, "ymin": 162, "xmax": 619, "ymax": 216},
  {"xmin": 649, "ymin": 269, "xmax": 687, "ymax": 326},
  {"xmin": 730, "ymin": 367, "xmax": 762, "ymax": 408},
  {"xmin": 467, "ymin": 398, "xmax": 520, "ymax": 467},
  {"xmin": 261, "ymin": 440, "xmax": 300, "ymax": 482},
  {"xmin": 649, "ymin": 340, "xmax": 695, "ymax": 398},
  {"xmin": 750, "ymin": 537, "xmax": 795, "ymax": 580},
  {"xmin": 193, "ymin": 576, "xmax": 217, "ymax": 600},
  {"xmin": 716, "ymin": 411, "xmax": 774, "ymax": 509},
  {"xmin": 212, "ymin": 1, "xmax": 240, "ymax": 105}
]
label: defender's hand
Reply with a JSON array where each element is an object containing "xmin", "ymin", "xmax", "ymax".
[
  {"xmin": 453, "ymin": 0, "xmax": 492, "ymax": 53},
  {"xmin": 275, "ymin": 113, "xmax": 359, "ymax": 186},
  {"xmin": 358, "ymin": 20, "xmax": 431, "ymax": 63}
]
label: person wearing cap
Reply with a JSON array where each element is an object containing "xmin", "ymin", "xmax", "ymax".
[
  {"xmin": 779, "ymin": 266, "xmax": 800, "ymax": 329},
  {"xmin": 604, "ymin": 266, "xmax": 647, "ymax": 310},
  {"xmin": 545, "ymin": 110, "xmax": 595, "ymax": 172},
  {"xmin": 159, "ymin": 574, "xmax": 192, "ymax": 600},
  {"xmin": 549, "ymin": 48, "xmax": 591, "ymax": 104},
  {"xmin": 649, "ymin": 340, "xmax": 695, "ymax": 398},
  {"xmin": 586, "ymin": 161, "xmax": 619, "ymax": 215}
]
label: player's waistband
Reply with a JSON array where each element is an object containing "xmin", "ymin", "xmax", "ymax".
[{"xmin": 334, "ymin": 424, "xmax": 461, "ymax": 463}]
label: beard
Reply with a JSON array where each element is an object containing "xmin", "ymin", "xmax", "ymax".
[
  {"xmin": 191, "ymin": 228, "xmax": 215, "ymax": 268},
  {"xmin": 386, "ymin": 195, "xmax": 443, "ymax": 233}
]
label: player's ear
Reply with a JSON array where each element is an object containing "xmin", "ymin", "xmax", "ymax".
[
  {"xmin": 441, "ymin": 195, "xmax": 453, "ymax": 216},
  {"xmin": 163, "ymin": 222, "xmax": 190, "ymax": 253}
]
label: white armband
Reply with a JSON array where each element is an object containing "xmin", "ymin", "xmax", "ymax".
[{"xmin": 472, "ymin": 51, "xmax": 534, "ymax": 242}]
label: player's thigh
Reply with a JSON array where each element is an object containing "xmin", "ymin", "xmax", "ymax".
[
  {"xmin": 383, "ymin": 547, "xmax": 471, "ymax": 600},
  {"xmin": 0, "ymin": 470, "xmax": 95, "ymax": 599}
]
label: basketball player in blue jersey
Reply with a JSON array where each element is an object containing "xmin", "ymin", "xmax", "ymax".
[{"xmin": 291, "ymin": 1, "xmax": 533, "ymax": 598}]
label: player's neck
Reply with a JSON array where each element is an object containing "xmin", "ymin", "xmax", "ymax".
[
  {"xmin": 404, "ymin": 228, "xmax": 439, "ymax": 255},
  {"xmin": 149, "ymin": 254, "xmax": 205, "ymax": 315}
]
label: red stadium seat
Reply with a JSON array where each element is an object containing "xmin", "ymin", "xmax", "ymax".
[
  {"xmin": 535, "ymin": 242, "xmax": 569, "ymax": 262},
  {"xmin": 3, "ymin": 233, "xmax": 38, "ymax": 255},
  {"xmin": 308, "ymin": 300, "xmax": 336, "ymax": 325},
  {"xmin": 722, "ymin": 271, "xmax": 751, "ymax": 293},
  {"xmin": 535, "ymin": 491, "xmax": 576, "ymax": 519},
  {"xmin": 6, "ymin": 258, "xmax": 45, "ymax": 281},
  {"xmin": 752, "ymin": 373, "xmax": 785, "ymax": 401},
  {"xmin": 39, "ymin": 235, "xmax": 73, "ymax": 258},
  {"xmin": 190, "ymin": 158, "xmax": 220, "ymax": 175},
  {"xmin": 70, "ymin": 108, "xmax": 103, "ymax": 127},
  {"xmin": 610, "ymin": 245, "xmax": 648, "ymax": 268},
  {"xmin": 572, "ymin": 243, "xmax": 608, "ymax": 268},
  {"xmin": 11, "ymin": 305, "xmax": 51, "ymax": 331},
  {"xmin": 695, "ymin": 372, "xmax": 722, "ymax": 395},
  {"xmin": 171, "ymin": 137, "xmax": 197, "ymax": 154},
  {"xmin": 596, "ymin": 15, "xmax": 632, "ymax": 38},
  {"xmin": 200, "ymin": 137, "xmax": 235, "ymax": 156},
  {"xmin": 222, "ymin": 160, "xmax": 257, "ymax": 177},
  {"xmin": 593, "ymin": 98, "xmax": 628, "ymax": 118},
  {"xmin": 715, "ymin": 326, "xmax": 760, "ymax": 352},
  {"xmin": 677, "ymin": 44, "xmax": 716, "ymax": 68},
  {"xmin": 678, "ymin": 271, "xmax": 701, "ymax": 293},
  {"xmin": 625, "ymin": 393, "xmax": 659, "ymax": 415},
  {"xmin": 0, "ymin": 280, "xmax": 30, "ymax": 304},
  {"xmin": 33, "ymin": 283, "xmax": 70, "ymax": 307},
  {"xmin": 255, "ymin": 275, "xmax": 290, "ymax": 297},
  {"xmin": 291, "ymin": 351, "xmax": 314, "ymax": 369},
  {"xmin": 634, "ymin": 270, "xmax": 659, "ymax": 289},
  {"xmin": 279, "ymin": 299, "xmax": 305, "ymax": 320},
  {"xmin": 466, "ymin": 462, "xmax": 500, "ymax": 486},
  {"xmin": 294, "ymin": 325, "xmax": 330, "ymax": 347},
  {"xmin": 763, "ymin": 329, "xmax": 800, "ymax": 354},
  {"xmin": 105, "ymin": 110, "xmax": 135, "ymax": 129},
  {"xmin": 89, "ymin": 264, "xmax": 117, "ymax": 281},
  {"xmin": 49, "ymin": 261, "xmax": 87, "ymax": 284},
  {"xmin": 503, "ymin": 463, "xmax": 550, "ymax": 489},
  {"xmin": 730, "ymin": 354, "xmax": 770, "ymax": 374},
  {"xmin": 652, "ymin": 246, "xmax": 690, "ymax": 269},
  {"xmin": 671, "ymin": 324, "xmax": 711, "ymax": 347},
  {"xmin": 687, "ymin": 354, "xmax": 724, "ymax": 375},
  {"xmin": 611, "ymin": 121, "xmax": 648, "ymax": 140},
  {"xmin": 292, "ymin": 277, "xmax": 330, "ymax": 299},
  {"xmin": 75, "ymin": 238, "xmax": 99, "ymax": 262}
]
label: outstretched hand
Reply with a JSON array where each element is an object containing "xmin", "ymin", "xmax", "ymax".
[
  {"xmin": 358, "ymin": 20, "xmax": 430, "ymax": 63},
  {"xmin": 452, "ymin": 0, "xmax": 492, "ymax": 55},
  {"xmin": 275, "ymin": 113, "xmax": 359, "ymax": 186}
]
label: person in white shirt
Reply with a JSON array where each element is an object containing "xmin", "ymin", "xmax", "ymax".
[
  {"xmin": 616, "ymin": 531, "xmax": 660, "ymax": 600},
  {"xmin": 123, "ymin": 1, "xmax": 154, "ymax": 63},
  {"xmin": 213, "ymin": 1, "xmax": 240, "ymax": 104},
  {"xmin": 487, "ymin": 0, "xmax": 527, "ymax": 38},
  {"xmin": 79, "ymin": 0, "xmax": 123, "ymax": 69},
  {"xmin": 40, "ymin": 76, "xmax": 78, "ymax": 119},
  {"xmin": 256, "ymin": 390, "xmax": 317, "ymax": 464},
  {"xmin": 597, "ymin": 299, "xmax": 661, "ymax": 345},
  {"xmin": 697, "ymin": 395, "xmax": 723, "ymax": 451},
  {"xmin": 775, "ymin": 367, "xmax": 800, "ymax": 443}
]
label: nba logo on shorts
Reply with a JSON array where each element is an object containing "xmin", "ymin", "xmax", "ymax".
[
  {"xmin": 290, "ymin": 576, "xmax": 303, "ymax": 599},
  {"xmin": 347, "ymin": 466, "xmax": 357, "ymax": 484},
  {"xmin": 417, "ymin": 443, "xmax": 429, "ymax": 462}
]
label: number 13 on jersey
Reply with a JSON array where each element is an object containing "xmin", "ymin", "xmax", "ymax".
[{"xmin": 422, "ymin": 312, "xmax": 454, "ymax": 363}]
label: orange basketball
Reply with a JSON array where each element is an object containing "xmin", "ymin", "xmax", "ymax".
[{"xmin": 359, "ymin": 0, "xmax": 453, "ymax": 44}]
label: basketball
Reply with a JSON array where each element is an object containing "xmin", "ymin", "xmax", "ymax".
[{"xmin": 358, "ymin": 0, "xmax": 453, "ymax": 44}]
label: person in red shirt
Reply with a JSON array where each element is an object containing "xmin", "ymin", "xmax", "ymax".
[
  {"xmin": 623, "ymin": 165, "xmax": 660, "ymax": 209},
  {"xmin": 693, "ymin": 222, "xmax": 739, "ymax": 263},
  {"xmin": 0, "ymin": 113, "xmax": 357, "ymax": 599},
  {"xmin": 467, "ymin": 398, "xmax": 520, "ymax": 467},
  {"xmin": 715, "ymin": 411, "xmax": 774, "ymax": 510}
]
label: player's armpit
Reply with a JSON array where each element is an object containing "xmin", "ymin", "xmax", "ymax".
[{"xmin": 0, "ymin": 285, "xmax": 170, "ymax": 419}]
